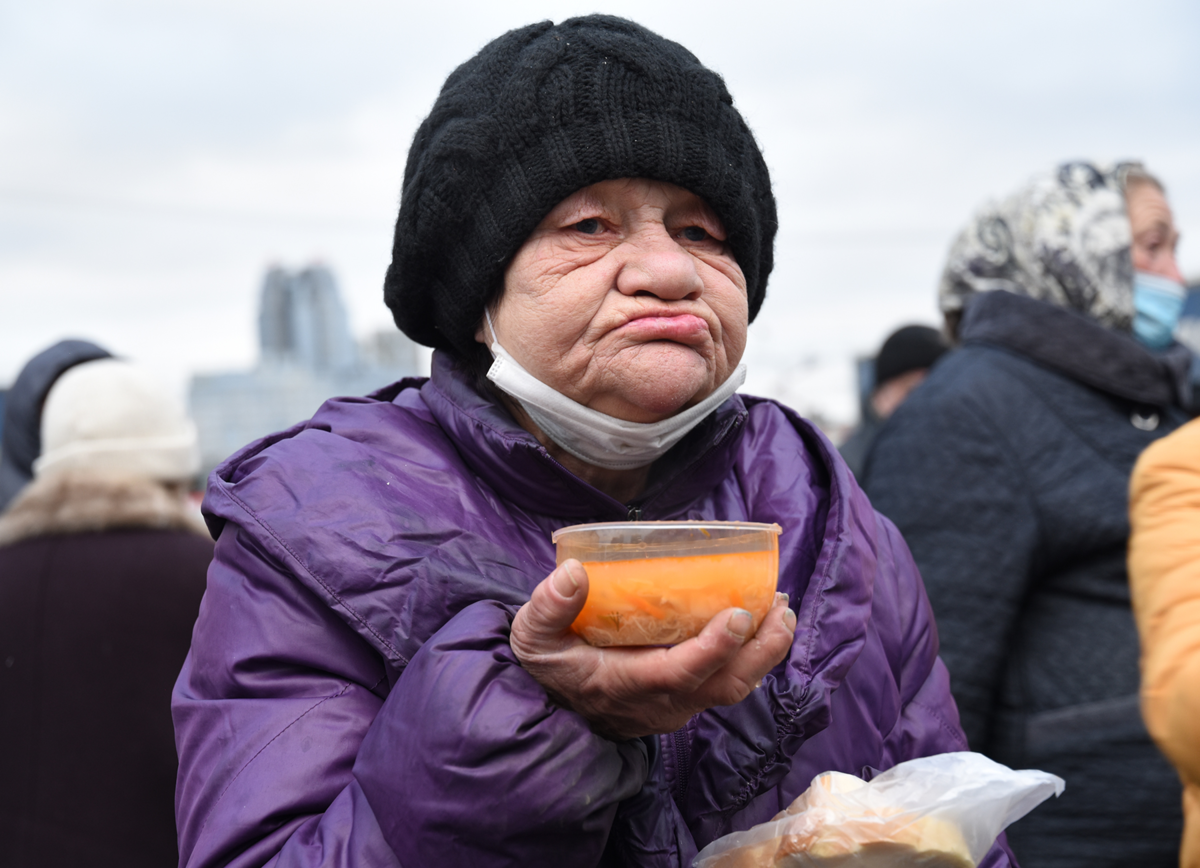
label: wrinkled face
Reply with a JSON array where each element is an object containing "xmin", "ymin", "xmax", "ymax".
[
  {"xmin": 1128, "ymin": 182, "xmax": 1183, "ymax": 283},
  {"xmin": 477, "ymin": 178, "xmax": 749, "ymax": 423}
]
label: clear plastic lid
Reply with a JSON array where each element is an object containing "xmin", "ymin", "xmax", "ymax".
[{"xmin": 553, "ymin": 520, "xmax": 782, "ymax": 561}]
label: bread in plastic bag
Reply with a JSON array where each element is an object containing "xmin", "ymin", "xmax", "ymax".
[{"xmin": 692, "ymin": 751, "xmax": 1064, "ymax": 867}]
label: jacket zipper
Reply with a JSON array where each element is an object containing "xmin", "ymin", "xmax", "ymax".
[{"xmin": 672, "ymin": 726, "xmax": 691, "ymax": 808}]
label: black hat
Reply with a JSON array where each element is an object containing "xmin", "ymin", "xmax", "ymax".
[
  {"xmin": 0, "ymin": 339, "xmax": 112, "ymax": 511},
  {"xmin": 384, "ymin": 15, "xmax": 777, "ymax": 357},
  {"xmin": 874, "ymin": 325, "xmax": 948, "ymax": 387}
]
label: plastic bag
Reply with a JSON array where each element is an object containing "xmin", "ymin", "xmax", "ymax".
[{"xmin": 692, "ymin": 752, "xmax": 1064, "ymax": 867}]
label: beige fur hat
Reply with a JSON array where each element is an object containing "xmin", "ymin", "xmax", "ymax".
[{"xmin": 34, "ymin": 359, "xmax": 200, "ymax": 482}]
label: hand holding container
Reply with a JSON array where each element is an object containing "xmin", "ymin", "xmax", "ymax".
[{"xmin": 552, "ymin": 520, "xmax": 782, "ymax": 647}]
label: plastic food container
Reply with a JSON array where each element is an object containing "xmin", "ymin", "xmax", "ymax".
[{"xmin": 552, "ymin": 520, "xmax": 782, "ymax": 647}]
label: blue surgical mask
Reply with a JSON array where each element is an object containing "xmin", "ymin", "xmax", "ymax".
[{"xmin": 1132, "ymin": 271, "xmax": 1187, "ymax": 350}]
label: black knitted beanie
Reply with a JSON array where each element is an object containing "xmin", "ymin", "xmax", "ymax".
[{"xmin": 384, "ymin": 15, "xmax": 777, "ymax": 357}]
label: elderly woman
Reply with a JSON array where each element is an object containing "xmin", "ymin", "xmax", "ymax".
[
  {"xmin": 173, "ymin": 16, "xmax": 1014, "ymax": 868},
  {"xmin": 864, "ymin": 162, "xmax": 1190, "ymax": 867}
]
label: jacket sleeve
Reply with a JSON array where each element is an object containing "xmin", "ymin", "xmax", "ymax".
[
  {"xmin": 1129, "ymin": 415, "xmax": 1200, "ymax": 786},
  {"xmin": 871, "ymin": 512, "xmax": 970, "ymax": 764},
  {"xmin": 173, "ymin": 521, "xmax": 651, "ymax": 868},
  {"xmin": 863, "ymin": 394, "xmax": 1037, "ymax": 751}
]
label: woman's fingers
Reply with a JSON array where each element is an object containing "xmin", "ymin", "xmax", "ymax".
[
  {"xmin": 698, "ymin": 599, "xmax": 797, "ymax": 706},
  {"xmin": 511, "ymin": 578, "xmax": 798, "ymax": 739},
  {"xmin": 510, "ymin": 560, "xmax": 590, "ymax": 656},
  {"xmin": 633, "ymin": 607, "xmax": 760, "ymax": 694},
  {"xmin": 592, "ymin": 600, "xmax": 797, "ymax": 735}
]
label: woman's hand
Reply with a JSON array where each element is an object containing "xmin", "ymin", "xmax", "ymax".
[{"xmin": 510, "ymin": 559, "xmax": 797, "ymax": 741}]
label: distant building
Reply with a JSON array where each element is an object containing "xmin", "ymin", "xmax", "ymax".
[{"xmin": 189, "ymin": 264, "xmax": 420, "ymax": 476}]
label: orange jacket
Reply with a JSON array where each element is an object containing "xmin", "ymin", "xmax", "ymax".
[{"xmin": 1130, "ymin": 415, "xmax": 1200, "ymax": 868}]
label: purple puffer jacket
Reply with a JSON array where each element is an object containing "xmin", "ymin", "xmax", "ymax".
[{"xmin": 173, "ymin": 352, "xmax": 1016, "ymax": 868}]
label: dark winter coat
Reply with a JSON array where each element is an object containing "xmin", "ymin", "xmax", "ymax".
[
  {"xmin": 0, "ymin": 470, "xmax": 213, "ymax": 867},
  {"xmin": 838, "ymin": 412, "xmax": 884, "ymax": 480},
  {"xmin": 864, "ymin": 290, "xmax": 1190, "ymax": 867},
  {"xmin": 172, "ymin": 351, "xmax": 1016, "ymax": 868}
]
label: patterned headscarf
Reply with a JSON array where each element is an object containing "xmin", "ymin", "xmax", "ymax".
[{"xmin": 939, "ymin": 161, "xmax": 1144, "ymax": 330}]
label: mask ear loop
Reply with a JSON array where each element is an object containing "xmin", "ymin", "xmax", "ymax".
[{"xmin": 484, "ymin": 308, "xmax": 500, "ymax": 354}]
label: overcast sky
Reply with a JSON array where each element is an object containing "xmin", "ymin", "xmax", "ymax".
[{"xmin": 2, "ymin": 0, "xmax": 1198, "ymax": 424}]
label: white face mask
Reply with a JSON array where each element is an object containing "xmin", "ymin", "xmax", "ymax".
[{"xmin": 483, "ymin": 311, "xmax": 747, "ymax": 471}]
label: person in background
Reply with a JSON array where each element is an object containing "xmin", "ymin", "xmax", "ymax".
[
  {"xmin": 863, "ymin": 161, "xmax": 1189, "ymax": 867},
  {"xmin": 0, "ymin": 358, "xmax": 213, "ymax": 867},
  {"xmin": 1169, "ymin": 276, "xmax": 1200, "ymax": 387},
  {"xmin": 1129, "ymin": 416, "xmax": 1200, "ymax": 868},
  {"xmin": 839, "ymin": 324, "xmax": 948, "ymax": 479},
  {"xmin": 0, "ymin": 339, "xmax": 111, "ymax": 512}
]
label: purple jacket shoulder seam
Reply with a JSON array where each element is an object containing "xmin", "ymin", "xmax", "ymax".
[{"xmin": 213, "ymin": 474, "xmax": 408, "ymax": 666}]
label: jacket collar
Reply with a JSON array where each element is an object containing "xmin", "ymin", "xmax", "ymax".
[
  {"xmin": 960, "ymin": 290, "xmax": 1192, "ymax": 408},
  {"xmin": 419, "ymin": 351, "xmax": 749, "ymax": 519}
]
